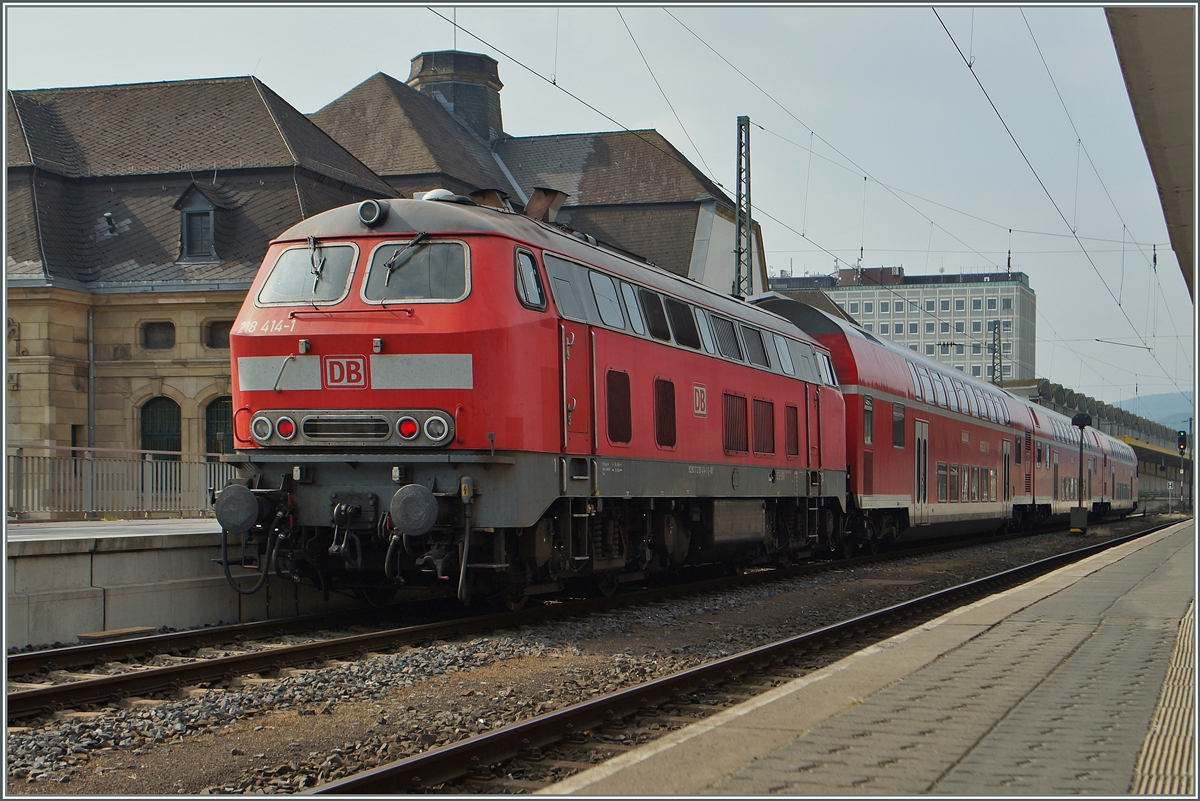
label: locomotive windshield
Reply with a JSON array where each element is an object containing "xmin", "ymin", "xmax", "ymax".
[
  {"xmin": 363, "ymin": 240, "xmax": 468, "ymax": 302},
  {"xmin": 257, "ymin": 243, "xmax": 357, "ymax": 305}
]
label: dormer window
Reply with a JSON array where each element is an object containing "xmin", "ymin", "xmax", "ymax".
[
  {"xmin": 174, "ymin": 183, "xmax": 236, "ymax": 262},
  {"xmin": 185, "ymin": 210, "xmax": 214, "ymax": 259}
]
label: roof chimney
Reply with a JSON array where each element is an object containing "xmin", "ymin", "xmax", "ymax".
[
  {"xmin": 408, "ymin": 51, "xmax": 504, "ymax": 142},
  {"xmin": 523, "ymin": 187, "xmax": 570, "ymax": 223}
]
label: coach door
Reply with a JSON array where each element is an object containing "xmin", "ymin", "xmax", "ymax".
[
  {"xmin": 914, "ymin": 420, "xmax": 930, "ymax": 525},
  {"xmin": 559, "ymin": 321, "xmax": 593, "ymax": 453},
  {"xmin": 1002, "ymin": 439, "xmax": 1012, "ymax": 513}
]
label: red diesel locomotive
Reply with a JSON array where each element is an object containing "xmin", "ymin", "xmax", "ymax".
[
  {"xmin": 756, "ymin": 294, "xmax": 1138, "ymax": 551},
  {"xmin": 215, "ymin": 196, "xmax": 849, "ymax": 606}
]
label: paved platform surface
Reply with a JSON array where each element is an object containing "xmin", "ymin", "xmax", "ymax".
[
  {"xmin": 549, "ymin": 521, "xmax": 1195, "ymax": 795},
  {"xmin": 6, "ymin": 518, "xmax": 220, "ymax": 541}
]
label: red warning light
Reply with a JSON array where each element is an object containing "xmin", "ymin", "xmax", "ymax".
[
  {"xmin": 397, "ymin": 416, "xmax": 420, "ymax": 440},
  {"xmin": 276, "ymin": 417, "xmax": 296, "ymax": 440}
]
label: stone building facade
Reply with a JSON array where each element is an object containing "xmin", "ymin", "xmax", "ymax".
[{"xmin": 6, "ymin": 77, "xmax": 395, "ymax": 453}]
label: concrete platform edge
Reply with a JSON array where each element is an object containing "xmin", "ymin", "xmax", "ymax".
[{"xmin": 543, "ymin": 522, "xmax": 1194, "ymax": 795}]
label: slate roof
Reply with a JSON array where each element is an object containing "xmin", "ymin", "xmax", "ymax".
[
  {"xmin": 308, "ymin": 72, "xmax": 511, "ymax": 194},
  {"xmin": 556, "ymin": 204, "xmax": 700, "ymax": 279},
  {"xmin": 7, "ymin": 77, "xmax": 391, "ymax": 193},
  {"xmin": 494, "ymin": 130, "xmax": 731, "ymax": 207},
  {"xmin": 6, "ymin": 77, "xmax": 395, "ymax": 288}
]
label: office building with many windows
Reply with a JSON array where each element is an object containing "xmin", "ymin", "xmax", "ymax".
[{"xmin": 768, "ymin": 266, "xmax": 1036, "ymax": 382}]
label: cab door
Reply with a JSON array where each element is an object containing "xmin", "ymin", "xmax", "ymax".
[{"xmin": 560, "ymin": 320, "xmax": 592, "ymax": 453}]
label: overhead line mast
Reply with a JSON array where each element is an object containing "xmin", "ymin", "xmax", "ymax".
[{"xmin": 734, "ymin": 115, "xmax": 753, "ymax": 299}]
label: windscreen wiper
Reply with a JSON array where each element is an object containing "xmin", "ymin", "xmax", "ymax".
[
  {"xmin": 383, "ymin": 232, "xmax": 429, "ymax": 285},
  {"xmin": 308, "ymin": 236, "xmax": 327, "ymax": 297}
]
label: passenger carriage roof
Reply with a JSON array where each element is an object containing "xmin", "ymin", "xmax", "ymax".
[{"xmin": 276, "ymin": 198, "xmax": 824, "ymax": 347}]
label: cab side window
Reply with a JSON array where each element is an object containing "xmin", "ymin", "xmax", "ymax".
[{"xmin": 515, "ymin": 250, "xmax": 545, "ymax": 310}]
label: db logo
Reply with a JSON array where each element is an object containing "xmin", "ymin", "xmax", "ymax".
[
  {"xmin": 693, "ymin": 383, "xmax": 707, "ymax": 417},
  {"xmin": 323, "ymin": 355, "xmax": 367, "ymax": 388}
]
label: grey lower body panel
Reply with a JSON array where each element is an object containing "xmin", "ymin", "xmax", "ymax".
[{"xmin": 236, "ymin": 450, "xmax": 846, "ymax": 531}]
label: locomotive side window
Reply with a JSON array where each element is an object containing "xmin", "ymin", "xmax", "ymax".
[
  {"xmin": 741, "ymin": 325, "xmax": 771, "ymax": 369},
  {"xmin": 893, "ymin": 402, "xmax": 906, "ymax": 448},
  {"xmin": 515, "ymin": 250, "xmax": 546, "ymax": 310},
  {"xmin": 694, "ymin": 308, "xmax": 717, "ymax": 354},
  {"xmin": 638, "ymin": 289, "xmax": 672, "ymax": 342},
  {"xmin": 258, "ymin": 243, "xmax": 357, "ymax": 306},
  {"xmin": 654, "ymin": 378, "xmax": 677, "ymax": 448},
  {"xmin": 589, "ymin": 271, "xmax": 626, "ymax": 329},
  {"xmin": 723, "ymin": 393, "xmax": 749, "ymax": 453},
  {"xmin": 620, "ymin": 282, "xmax": 646, "ymax": 335},
  {"xmin": 819, "ymin": 352, "xmax": 839, "ymax": 387},
  {"xmin": 863, "ymin": 395, "xmax": 874, "ymax": 445},
  {"xmin": 663, "ymin": 297, "xmax": 701, "ymax": 349},
  {"xmin": 363, "ymin": 240, "xmax": 467, "ymax": 302},
  {"xmin": 787, "ymin": 340, "xmax": 819, "ymax": 383},
  {"xmin": 772, "ymin": 333, "xmax": 796, "ymax": 376},
  {"xmin": 606, "ymin": 370, "xmax": 632, "ymax": 444},
  {"xmin": 543, "ymin": 253, "xmax": 597, "ymax": 323},
  {"xmin": 711, "ymin": 316, "xmax": 743, "ymax": 361}
]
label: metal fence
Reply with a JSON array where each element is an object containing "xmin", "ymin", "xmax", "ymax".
[{"xmin": 6, "ymin": 445, "xmax": 239, "ymax": 520}]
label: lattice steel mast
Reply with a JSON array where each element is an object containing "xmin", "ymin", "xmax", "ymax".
[{"xmin": 734, "ymin": 115, "xmax": 753, "ymax": 299}]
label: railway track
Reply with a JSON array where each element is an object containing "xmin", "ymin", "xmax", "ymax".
[
  {"xmin": 307, "ymin": 520, "xmax": 1175, "ymax": 794},
  {"xmin": 7, "ymin": 527, "xmax": 1051, "ymax": 723}
]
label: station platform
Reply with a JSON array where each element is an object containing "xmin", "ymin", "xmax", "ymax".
[
  {"xmin": 4, "ymin": 519, "xmax": 350, "ymax": 649},
  {"xmin": 548, "ymin": 520, "xmax": 1196, "ymax": 796}
]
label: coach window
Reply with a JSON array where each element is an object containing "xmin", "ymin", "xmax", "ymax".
[
  {"xmin": 893, "ymin": 402, "xmax": 906, "ymax": 448},
  {"xmin": 364, "ymin": 240, "xmax": 468, "ymax": 302},
  {"xmin": 694, "ymin": 308, "xmax": 717, "ymax": 354},
  {"xmin": 971, "ymin": 466, "xmax": 980, "ymax": 501},
  {"xmin": 906, "ymin": 361, "xmax": 923, "ymax": 403},
  {"xmin": 741, "ymin": 325, "xmax": 771, "ymax": 369},
  {"xmin": 931, "ymin": 373, "xmax": 948, "ymax": 408},
  {"xmin": 863, "ymin": 395, "xmax": 874, "ymax": 445},
  {"xmin": 949, "ymin": 464, "xmax": 959, "ymax": 502},
  {"xmin": 589, "ymin": 271, "xmax": 625, "ymax": 329},
  {"xmin": 663, "ymin": 297, "xmax": 701, "ymax": 349},
  {"xmin": 620, "ymin": 282, "xmax": 646, "ymax": 335},
  {"xmin": 711, "ymin": 315, "xmax": 744, "ymax": 361},
  {"xmin": 937, "ymin": 462, "xmax": 948, "ymax": 502},
  {"xmin": 961, "ymin": 463, "xmax": 970, "ymax": 501},
  {"xmin": 515, "ymin": 250, "xmax": 545, "ymax": 310},
  {"xmin": 259, "ymin": 243, "xmax": 357, "ymax": 306},
  {"xmin": 638, "ymin": 289, "xmax": 672, "ymax": 341},
  {"xmin": 963, "ymin": 383, "xmax": 978, "ymax": 417},
  {"xmin": 772, "ymin": 333, "xmax": 795, "ymax": 376},
  {"xmin": 940, "ymin": 375, "xmax": 959, "ymax": 412},
  {"xmin": 915, "ymin": 364, "xmax": 935, "ymax": 403}
]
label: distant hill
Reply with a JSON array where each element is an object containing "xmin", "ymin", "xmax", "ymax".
[{"xmin": 1112, "ymin": 391, "xmax": 1195, "ymax": 430}]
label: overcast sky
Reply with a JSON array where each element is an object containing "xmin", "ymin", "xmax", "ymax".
[{"xmin": 5, "ymin": 4, "xmax": 1195, "ymax": 412}]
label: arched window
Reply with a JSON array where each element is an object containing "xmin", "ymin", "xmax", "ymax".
[
  {"xmin": 205, "ymin": 396, "xmax": 233, "ymax": 454},
  {"xmin": 141, "ymin": 397, "xmax": 181, "ymax": 454}
]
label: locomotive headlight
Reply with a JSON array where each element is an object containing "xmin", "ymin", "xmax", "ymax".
[
  {"xmin": 275, "ymin": 416, "xmax": 296, "ymax": 440},
  {"xmin": 397, "ymin": 416, "xmax": 420, "ymax": 441},
  {"xmin": 251, "ymin": 415, "xmax": 274, "ymax": 441},
  {"xmin": 424, "ymin": 415, "xmax": 449, "ymax": 442}
]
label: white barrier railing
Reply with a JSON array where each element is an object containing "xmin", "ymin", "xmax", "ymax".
[{"xmin": 6, "ymin": 445, "xmax": 240, "ymax": 520}]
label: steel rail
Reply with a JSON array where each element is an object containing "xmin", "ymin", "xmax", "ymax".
[
  {"xmin": 1, "ymin": 522, "xmax": 1132, "ymax": 722},
  {"xmin": 307, "ymin": 521, "xmax": 1176, "ymax": 794}
]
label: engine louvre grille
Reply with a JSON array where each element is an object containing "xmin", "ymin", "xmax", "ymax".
[{"xmin": 302, "ymin": 416, "xmax": 390, "ymax": 439}]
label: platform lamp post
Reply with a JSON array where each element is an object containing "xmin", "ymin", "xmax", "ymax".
[{"xmin": 1070, "ymin": 412, "xmax": 1092, "ymax": 534}]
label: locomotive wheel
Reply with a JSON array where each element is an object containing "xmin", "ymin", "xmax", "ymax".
[
  {"xmin": 353, "ymin": 585, "xmax": 397, "ymax": 608},
  {"xmin": 496, "ymin": 591, "xmax": 528, "ymax": 612},
  {"xmin": 594, "ymin": 572, "xmax": 620, "ymax": 597}
]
